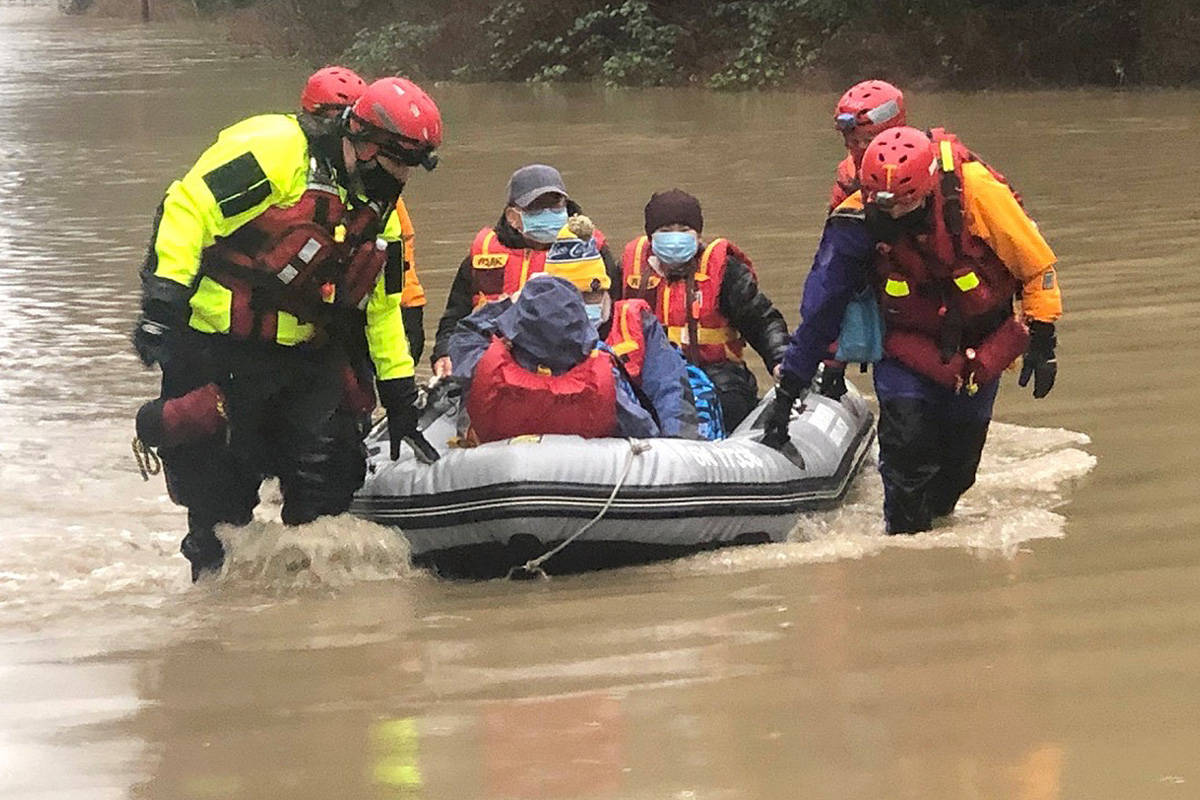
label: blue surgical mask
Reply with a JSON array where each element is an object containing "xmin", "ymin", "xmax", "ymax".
[
  {"xmin": 584, "ymin": 303, "xmax": 604, "ymax": 323},
  {"xmin": 651, "ymin": 231, "xmax": 699, "ymax": 265},
  {"xmin": 520, "ymin": 207, "xmax": 568, "ymax": 243}
]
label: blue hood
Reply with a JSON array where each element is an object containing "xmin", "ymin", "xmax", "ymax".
[{"xmin": 494, "ymin": 276, "xmax": 598, "ymax": 374}]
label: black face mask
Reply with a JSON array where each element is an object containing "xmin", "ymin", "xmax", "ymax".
[
  {"xmin": 864, "ymin": 201, "xmax": 931, "ymax": 244},
  {"xmin": 357, "ymin": 160, "xmax": 404, "ymax": 204}
]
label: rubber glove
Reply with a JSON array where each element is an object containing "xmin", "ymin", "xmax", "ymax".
[
  {"xmin": 133, "ymin": 296, "xmax": 183, "ymax": 367},
  {"xmin": 1019, "ymin": 320, "xmax": 1057, "ymax": 399},
  {"xmin": 377, "ymin": 376, "xmax": 439, "ymax": 462},
  {"xmin": 761, "ymin": 371, "xmax": 806, "ymax": 450}
]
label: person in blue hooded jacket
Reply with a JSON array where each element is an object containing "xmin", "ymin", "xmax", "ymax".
[{"xmin": 449, "ymin": 275, "xmax": 690, "ymax": 442}]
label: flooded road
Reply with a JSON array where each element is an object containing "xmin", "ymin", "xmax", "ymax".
[{"xmin": 1, "ymin": 6, "xmax": 1197, "ymax": 798}]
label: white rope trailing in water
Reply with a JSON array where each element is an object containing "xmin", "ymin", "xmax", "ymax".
[{"xmin": 507, "ymin": 439, "xmax": 651, "ymax": 580}]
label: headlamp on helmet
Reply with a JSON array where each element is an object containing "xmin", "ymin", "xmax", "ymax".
[{"xmin": 834, "ymin": 112, "xmax": 858, "ymax": 132}]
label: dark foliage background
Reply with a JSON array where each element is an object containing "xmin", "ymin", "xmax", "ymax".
[{"xmin": 226, "ymin": 0, "xmax": 1200, "ymax": 88}]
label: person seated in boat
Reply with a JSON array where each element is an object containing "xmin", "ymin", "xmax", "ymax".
[
  {"xmin": 541, "ymin": 217, "xmax": 701, "ymax": 439},
  {"xmin": 619, "ymin": 189, "xmax": 790, "ymax": 429},
  {"xmin": 430, "ymin": 163, "xmax": 621, "ymax": 379},
  {"xmin": 448, "ymin": 275, "xmax": 669, "ymax": 443}
]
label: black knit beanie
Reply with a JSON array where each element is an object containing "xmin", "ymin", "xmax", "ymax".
[{"xmin": 644, "ymin": 189, "xmax": 703, "ymax": 235}]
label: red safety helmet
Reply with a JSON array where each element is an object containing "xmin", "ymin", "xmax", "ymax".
[
  {"xmin": 301, "ymin": 66, "xmax": 367, "ymax": 114},
  {"xmin": 834, "ymin": 80, "xmax": 906, "ymax": 139},
  {"xmin": 348, "ymin": 77, "xmax": 443, "ymax": 171},
  {"xmin": 859, "ymin": 126, "xmax": 937, "ymax": 209}
]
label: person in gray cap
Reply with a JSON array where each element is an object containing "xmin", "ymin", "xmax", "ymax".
[{"xmin": 431, "ymin": 164, "xmax": 620, "ymax": 378}]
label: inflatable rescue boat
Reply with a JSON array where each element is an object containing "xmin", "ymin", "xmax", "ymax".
[{"xmin": 351, "ymin": 383, "xmax": 875, "ymax": 578}]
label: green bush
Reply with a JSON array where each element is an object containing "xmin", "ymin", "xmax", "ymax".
[
  {"xmin": 342, "ymin": 20, "xmax": 439, "ymax": 77},
  {"xmin": 325, "ymin": 0, "xmax": 1199, "ymax": 88}
]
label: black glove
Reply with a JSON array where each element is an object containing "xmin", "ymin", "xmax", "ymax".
[
  {"xmin": 377, "ymin": 376, "xmax": 440, "ymax": 463},
  {"xmin": 816, "ymin": 362, "xmax": 848, "ymax": 400},
  {"xmin": 761, "ymin": 372, "xmax": 806, "ymax": 450},
  {"xmin": 132, "ymin": 316, "xmax": 172, "ymax": 367},
  {"xmin": 1018, "ymin": 320, "xmax": 1057, "ymax": 399},
  {"xmin": 132, "ymin": 286, "xmax": 187, "ymax": 368}
]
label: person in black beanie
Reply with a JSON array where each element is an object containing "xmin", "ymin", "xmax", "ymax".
[{"xmin": 617, "ymin": 189, "xmax": 789, "ymax": 428}]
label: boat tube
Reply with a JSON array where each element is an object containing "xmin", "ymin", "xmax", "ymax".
[{"xmin": 351, "ymin": 382, "xmax": 875, "ymax": 578}]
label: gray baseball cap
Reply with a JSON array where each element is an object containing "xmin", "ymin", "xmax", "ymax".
[{"xmin": 506, "ymin": 164, "xmax": 569, "ymax": 208}]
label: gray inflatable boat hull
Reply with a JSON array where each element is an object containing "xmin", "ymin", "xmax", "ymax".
[{"xmin": 351, "ymin": 382, "xmax": 874, "ymax": 577}]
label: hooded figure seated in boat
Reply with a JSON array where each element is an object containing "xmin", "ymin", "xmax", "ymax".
[{"xmin": 449, "ymin": 218, "xmax": 700, "ymax": 443}]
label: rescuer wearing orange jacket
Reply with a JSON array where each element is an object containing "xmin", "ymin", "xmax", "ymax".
[
  {"xmin": 765, "ymin": 126, "xmax": 1062, "ymax": 534},
  {"xmin": 818, "ymin": 80, "xmax": 909, "ymax": 398},
  {"xmin": 828, "ymin": 79, "xmax": 907, "ymax": 211}
]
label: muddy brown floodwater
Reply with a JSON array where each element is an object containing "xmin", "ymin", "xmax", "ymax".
[{"xmin": 0, "ymin": 6, "xmax": 1197, "ymax": 799}]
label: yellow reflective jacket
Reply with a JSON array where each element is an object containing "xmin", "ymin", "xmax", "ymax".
[{"xmin": 148, "ymin": 113, "xmax": 413, "ymax": 380}]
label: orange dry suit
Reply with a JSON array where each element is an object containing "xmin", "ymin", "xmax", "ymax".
[
  {"xmin": 864, "ymin": 128, "xmax": 1062, "ymax": 391},
  {"xmin": 829, "ymin": 153, "xmax": 859, "ymax": 211},
  {"xmin": 391, "ymin": 199, "xmax": 426, "ymax": 309}
]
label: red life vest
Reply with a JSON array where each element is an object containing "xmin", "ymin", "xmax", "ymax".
[
  {"xmin": 829, "ymin": 153, "xmax": 859, "ymax": 210},
  {"xmin": 874, "ymin": 128, "xmax": 1028, "ymax": 391},
  {"xmin": 468, "ymin": 226, "xmax": 609, "ymax": 309},
  {"xmin": 603, "ymin": 299, "xmax": 653, "ymax": 384},
  {"xmin": 200, "ymin": 159, "xmax": 389, "ymax": 341},
  {"xmin": 619, "ymin": 236, "xmax": 747, "ymax": 366},
  {"xmin": 466, "ymin": 337, "xmax": 619, "ymax": 443}
]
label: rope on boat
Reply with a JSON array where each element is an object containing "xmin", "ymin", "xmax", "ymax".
[
  {"xmin": 132, "ymin": 437, "xmax": 161, "ymax": 481},
  {"xmin": 507, "ymin": 439, "xmax": 651, "ymax": 580}
]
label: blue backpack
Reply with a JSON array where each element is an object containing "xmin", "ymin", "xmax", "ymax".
[
  {"xmin": 687, "ymin": 364, "xmax": 726, "ymax": 441},
  {"xmin": 834, "ymin": 287, "xmax": 884, "ymax": 365}
]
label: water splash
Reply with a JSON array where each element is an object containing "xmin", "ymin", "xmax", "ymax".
[
  {"xmin": 214, "ymin": 516, "xmax": 415, "ymax": 590},
  {"xmin": 669, "ymin": 422, "xmax": 1096, "ymax": 574}
]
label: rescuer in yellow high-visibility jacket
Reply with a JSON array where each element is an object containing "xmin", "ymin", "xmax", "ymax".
[
  {"xmin": 299, "ymin": 65, "xmax": 428, "ymax": 361},
  {"xmin": 132, "ymin": 77, "xmax": 444, "ymax": 581}
]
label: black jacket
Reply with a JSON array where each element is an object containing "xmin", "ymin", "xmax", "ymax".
[
  {"xmin": 718, "ymin": 253, "xmax": 790, "ymax": 372},
  {"xmin": 432, "ymin": 201, "xmax": 621, "ymax": 364}
]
